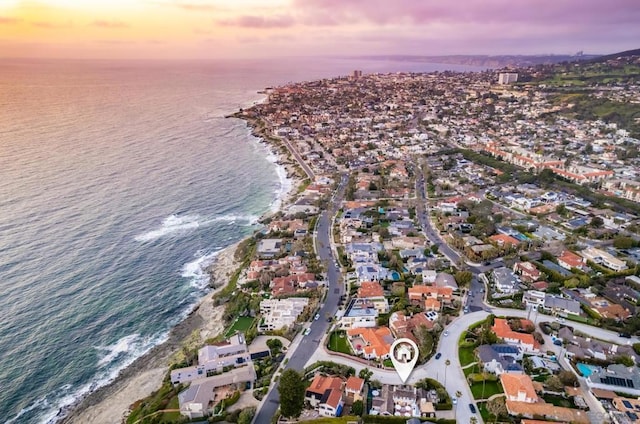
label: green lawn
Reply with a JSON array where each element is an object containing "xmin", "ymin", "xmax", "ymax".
[
  {"xmin": 225, "ymin": 316, "xmax": 255, "ymax": 337},
  {"xmin": 470, "ymin": 381, "xmax": 503, "ymax": 400},
  {"xmin": 542, "ymin": 394, "xmax": 576, "ymax": 408},
  {"xmin": 327, "ymin": 331, "xmax": 352, "ymax": 355},
  {"xmin": 459, "ymin": 345, "xmax": 477, "ymax": 367},
  {"xmin": 478, "ymin": 401, "xmax": 492, "ymax": 422}
]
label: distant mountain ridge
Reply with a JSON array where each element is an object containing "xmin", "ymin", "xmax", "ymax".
[
  {"xmin": 587, "ymin": 48, "xmax": 640, "ymax": 63},
  {"xmin": 355, "ymin": 53, "xmax": 600, "ymax": 68}
]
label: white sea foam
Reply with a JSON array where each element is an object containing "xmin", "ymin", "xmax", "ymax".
[
  {"xmin": 96, "ymin": 333, "xmax": 141, "ymax": 367},
  {"xmin": 134, "ymin": 214, "xmax": 201, "ymax": 242},
  {"xmin": 263, "ymin": 146, "xmax": 293, "ymax": 213},
  {"xmin": 181, "ymin": 249, "xmax": 221, "ymax": 289},
  {"xmin": 134, "ymin": 213, "xmax": 260, "ymax": 243}
]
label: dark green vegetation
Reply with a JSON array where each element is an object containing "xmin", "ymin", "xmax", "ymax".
[{"xmin": 278, "ymin": 369, "xmax": 305, "ymax": 418}]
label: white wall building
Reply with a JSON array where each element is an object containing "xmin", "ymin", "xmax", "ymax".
[{"xmin": 259, "ymin": 297, "xmax": 309, "ymax": 332}]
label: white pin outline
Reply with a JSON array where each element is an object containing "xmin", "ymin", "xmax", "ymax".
[{"xmin": 389, "ymin": 338, "xmax": 419, "ymax": 383}]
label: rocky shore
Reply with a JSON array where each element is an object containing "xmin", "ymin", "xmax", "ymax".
[{"xmin": 60, "ymin": 244, "xmax": 241, "ymax": 424}]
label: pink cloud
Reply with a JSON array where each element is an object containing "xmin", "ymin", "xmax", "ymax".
[
  {"xmin": 292, "ymin": 0, "xmax": 640, "ymax": 26},
  {"xmin": 218, "ymin": 14, "xmax": 295, "ymax": 28},
  {"xmin": 91, "ymin": 20, "xmax": 130, "ymax": 29},
  {"xmin": 32, "ymin": 21, "xmax": 72, "ymax": 29}
]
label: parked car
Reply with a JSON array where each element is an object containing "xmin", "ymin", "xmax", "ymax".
[
  {"xmin": 303, "ymin": 328, "xmax": 311, "ymax": 336},
  {"xmin": 452, "ymin": 396, "xmax": 457, "ymax": 405},
  {"xmin": 619, "ymin": 333, "xmax": 631, "ymax": 338},
  {"xmin": 443, "ymin": 330, "xmax": 449, "ymax": 337},
  {"xmin": 314, "ymin": 314, "xmax": 320, "ymax": 321},
  {"xmin": 469, "ymin": 403, "xmax": 476, "ymax": 414},
  {"xmin": 435, "ymin": 352, "xmax": 442, "ymax": 360}
]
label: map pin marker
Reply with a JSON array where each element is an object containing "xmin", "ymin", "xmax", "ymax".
[{"xmin": 390, "ymin": 338, "xmax": 419, "ymax": 383}]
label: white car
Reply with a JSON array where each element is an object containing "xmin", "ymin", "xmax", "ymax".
[
  {"xmin": 303, "ymin": 328, "xmax": 311, "ymax": 336},
  {"xmin": 314, "ymin": 314, "xmax": 320, "ymax": 321},
  {"xmin": 452, "ymin": 396, "xmax": 458, "ymax": 405},
  {"xmin": 443, "ymin": 330, "xmax": 449, "ymax": 337}
]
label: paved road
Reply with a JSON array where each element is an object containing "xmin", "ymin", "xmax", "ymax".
[{"xmin": 252, "ymin": 175, "xmax": 348, "ymax": 424}]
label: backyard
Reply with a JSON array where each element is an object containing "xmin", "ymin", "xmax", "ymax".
[
  {"xmin": 470, "ymin": 380, "xmax": 503, "ymax": 400},
  {"xmin": 225, "ymin": 316, "xmax": 256, "ymax": 337}
]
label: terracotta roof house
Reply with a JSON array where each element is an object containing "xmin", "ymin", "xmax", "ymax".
[
  {"xmin": 557, "ymin": 250, "xmax": 587, "ymax": 271},
  {"xmin": 492, "ymin": 318, "xmax": 540, "ymax": 353},
  {"xmin": 513, "ymin": 262, "xmax": 541, "ymax": 283},
  {"xmin": 305, "ymin": 374, "xmax": 343, "ymax": 407},
  {"xmin": 501, "ymin": 373, "xmax": 539, "ymax": 403},
  {"xmin": 319, "ymin": 386, "xmax": 344, "ymax": 417},
  {"xmin": 357, "ymin": 281, "xmax": 389, "ymax": 313},
  {"xmin": 346, "ymin": 327, "xmax": 394, "ymax": 360},
  {"xmin": 345, "ymin": 376, "xmax": 365, "ymax": 402},
  {"xmin": 489, "ymin": 234, "xmax": 520, "ymax": 247},
  {"xmin": 505, "ymin": 400, "xmax": 590, "ymax": 423}
]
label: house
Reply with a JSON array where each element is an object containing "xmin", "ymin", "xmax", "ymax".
[
  {"xmin": 259, "ymin": 297, "xmax": 309, "ymax": 332},
  {"xmin": 543, "ymin": 294, "xmax": 581, "ymax": 316},
  {"xmin": 557, "ymin": 250, "xmax": 587, "ymax": 271},
  {"xmin": 434, "ymin": 272, "xmax": 459, "ymax": 291},
  {"xmin": 505, "ymin": 401, "xmax": 590, "ymax": 423},
  {"xmin": 256, "ymin": 238, "xmax": 283, "ymax": 258},
  {"xmin": 389, "ymin": 311, "xmax": 434, "ymax": 340},
  {"xmin": 355, "ymin": 263, "xmax": 389, "ymax": 283},
  {"xmin": 178, "ymin": 365, "xmax": 257, "ymax": 419},
  {"xmin": 357, "ymin": 281, "xmax": 390, "ymax": 313},
  {"xmin": 587, "ymin": 364, "xmax": 640, "ymax": 396},
  {"xmin": 477, "ymin": 344, "xmax": 524, "ymax": 375},
  {"xmin": 421, "ymin": 269, "xmax": 437, "ymax": 284},
  {"xmin": 408, "ymin": 285, "xmax": 453, "ymax": 310},
  {"xmin": 523, "ymin": 290, "xmax": 546, "ymax": 309},
  {"xmin": 489, "ymin": 234, "xmax": 520, "ymax": 247},
  {"xmin": 340, "ymin": 298, "xmax": 379, "ymax": 329},
  {"xmin": 305, "ymin": 374, "xmax": 344, "ymax": 410},
  {"xmin": 492, "ymin": 318, "xmax": 540, "ymax": 353},
  {"xmin": 513, "ymin": 262, "xmax": 541, "ymax": 283},
  {"xmin": 171, "ymin": 334, "xmax": 251, "ymax": 384},
  {"xmin": 346, "ymin": 326, "xmax": 394, "ymax": 360},
  {"xmin": 345, "ymin": 376, "xmax": 365, "ymax": 402},
  {"xmin": 580, "ymin": 247, "xmax": 628, "ymax": 272},
  {"xmin": 492, "ymin": 267, "xmax": 519, "ymax": 294},
  {"xmin": 500, "ymin": 373, "xmax": 539, "ymax": 403},
  {"xmin": 319, "ymin": 386, "xmax": 344, "ymax": 417}
]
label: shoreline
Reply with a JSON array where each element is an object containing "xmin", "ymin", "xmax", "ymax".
[{"xmin": 59, "ymin": 103, "xmax": 306, "ymax": 424}]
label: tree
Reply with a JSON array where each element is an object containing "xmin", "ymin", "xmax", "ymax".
[
  {"xmin": 444, "ymin": 359, "xmax": 451, "ymax": 386},
  {"xmin": 590, "ymin": 216, "xmax": 604, "ymax": 228},
  {"xmin": 486, "ymin": 397, "xmax": 507, "ymax": 420},
  {"xmin": 238, "ymin": 407, "xmax": 256, "ymax": 424},
  {"xmin": 558, "ymin": 370, "xmax": 578, "ymax": 387},
  {"xmin": 278, "ymin": 369, "xmax": 305, "ymax": 418},
  {"xmin": 431, "ymin": 244, "xmax": 439, "ymax": 254},
  {"xmin": 545, "ymin": 375, "xmax": 564, "ymax": 392},
  {"xmin": 613, "ymin": 236, "xmax": 637, "ymax": 249},
  {"xmin": 359, "ymin": 368, "xmax": 373, "ymax": 382},
  {"xmin": 351, "ymin": 399, "xmax": 364, "ymax": 416},
  {"xmin": 266, "ymin": 338, "xmax": 283, "ymax": 354},
  {"xmin": 454, "ymin": 270, "xmax": 473, "ymax": 286}
]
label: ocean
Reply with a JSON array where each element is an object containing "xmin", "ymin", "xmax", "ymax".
[{"xmin": 0, "ymin": 57, "xmax": 479, "ymax": 423}]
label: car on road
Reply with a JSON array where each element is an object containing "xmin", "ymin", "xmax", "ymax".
[
  {"xmin": 463, "ymin": 307, "xmax": 469, "ymax": 313},
  {"xmin": 443, "ymin": 330, "xmax": 449, "ymax": 337},
  {"xmin": 435, "ymin": 352, "xmax": 442, "ymax": 360},
  {"xmin": 452, "ymin": 396, "xmax": 457, "ymax": 405},
  {"xmin": 314, "ymin": 314, "xmax": 320, "ymax": 321},
  {"xmin": 303, "ymin": 328, "xmax": 311, "ymax": 336},
  {"xmin": 469, "ymin": 403, "xmax": 476, "ymax": 414},
  {"xmin": 619, "ymin": 333, "xmax": 631, "ymax": 338}
]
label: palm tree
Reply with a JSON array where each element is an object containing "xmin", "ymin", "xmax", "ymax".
[{"xmin": 454, "ymin": 390, "xmax": 462, "ymax": 420}]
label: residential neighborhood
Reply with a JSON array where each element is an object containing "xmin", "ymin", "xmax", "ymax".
[{"xmin": 129, "ymin": 54, "xmax": 640, "ymax": 424}]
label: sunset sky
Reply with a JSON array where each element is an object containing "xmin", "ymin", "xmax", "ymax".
[{"xmin": 1, "ymin": 0, "xmax": 639, "ymax": 60}]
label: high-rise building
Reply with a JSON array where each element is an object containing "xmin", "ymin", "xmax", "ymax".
[
  {"xmin": 498, "ymin": 72, "xmax": 518, "ymax": 84},
  {"xmin": 353, "ymin": 70, "xmax": 363, "ymax": 79}
]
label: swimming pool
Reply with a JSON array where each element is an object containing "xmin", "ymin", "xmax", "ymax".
[{"xmin": 577, "ymin": 362, "xmax": 599, "ymax": 377}]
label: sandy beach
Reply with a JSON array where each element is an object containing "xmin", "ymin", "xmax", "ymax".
[{"xmin": 60, "ymin": 114, "xmax": 306, "ymax": 424}]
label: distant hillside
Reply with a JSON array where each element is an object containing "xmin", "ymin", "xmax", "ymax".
[
  {"xmin": 355, "ymin": 54, "xmax": 599, "ymax": 69},
  {"xmin": 588, "ymin": 47, "xmax": 640, "ymax": 63}
]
